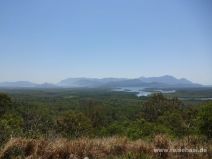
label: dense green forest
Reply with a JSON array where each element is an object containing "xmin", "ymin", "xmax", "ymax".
[{"xmin": 0, "ymin": 88, "xmax": 211, "ymax": 158}]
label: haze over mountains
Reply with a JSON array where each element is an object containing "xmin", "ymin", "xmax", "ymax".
[{"xmin": 0, "ymin": 75, "xmax": 203, "ymax": 88}]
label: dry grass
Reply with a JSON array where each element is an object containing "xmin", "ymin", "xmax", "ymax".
[{"xmin": 0, "ymin": 135, "xmax": 211, "ymax": 159}]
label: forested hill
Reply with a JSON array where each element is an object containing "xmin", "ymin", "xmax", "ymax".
[{"xmin": 0, "ymin": 89, "xmax": 211, "ymax": 158}]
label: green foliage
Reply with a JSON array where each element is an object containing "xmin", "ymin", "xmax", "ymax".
[
  {"xmin": 100, "ymin": 121, "xmax": 127, "ymax": 136},
  {"xmin": 126, "ymin": 119, "xmax": 154, "ymax": 139},
  {"xmin": 0, "ymin": 89, "xmax": 211, "ymax": 144},
  {"xmin": 197, "ymin": 102, "xmax": 212, "ymax": 139},
  {"xmin": 158, "ymin": 112, "xmax": 187, "ymax": 137},
  {"xmin": 56, "ymin": 111, "xmax": 93, "ymax": 138},
  {"xmin": 153, "ymin": 124, "xmax": 172, "ymax": 136},
  {"xmin": 80, "ymin": 99, "xmax": 108, "ymax": 128},
  {"xmin": 21, "ymin": 107, "xmax": 53, "ymax": 138},
  {"xmin": 101, "ymin": 119, "xmax": 168, "ymax": 140},
  {"xmin": 0, "ymin": 113, "xmax": 23, "ymax": 143},
  {"xmin": 142, "ymin": 93, "xmax": 183, "ymax": 122},
  {"xmin": 0, "ymin": 93, "xmax": 11, "ymax": 116},
  {"xmin": 181, "ymin": 107, "xmax": 199, "ymax": 136}
]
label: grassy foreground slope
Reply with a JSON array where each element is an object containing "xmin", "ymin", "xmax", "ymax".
[{"xmin": 0, "ymin": 135, "xmax": 211, "ymax": 159}]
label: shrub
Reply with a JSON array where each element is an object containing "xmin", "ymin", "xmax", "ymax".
[
  {"xmin": 198, "ymin": 102, "xmax": 212, "ymax": 139},
  {"xmin": 56, "ymin": 111, "xmax": 93, "ymax": 138},
  {"xmin": 0, "ymin": 113, "xmax": 23, "ymax": 144}
]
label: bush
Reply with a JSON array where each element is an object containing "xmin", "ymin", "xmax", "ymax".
[
  {"xmin": 126, "ymin": 119, "xmax": 154, "ymax": 139},
  {"xmin": 158, "ymin": 112, "xmax": 187, "ymax": 137},
  {"xmin": 198, "ymin": 102, "xmax": 212, "ymax": 139},
  {"xmin": 56, "ymin": 111, "xmax": 93, "ymax": 138},
  {"xmin": 0, "ymin": 113, "xmax": 23, "ymax": 144},
  {"xmin": 142, "ymin": 94, "xmax": 183, "ymax": 122}
]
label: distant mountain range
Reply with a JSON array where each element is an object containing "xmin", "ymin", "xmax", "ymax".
[{"xmin": 0, "ymin": 75, "xmax": 202, "ymax": 88}]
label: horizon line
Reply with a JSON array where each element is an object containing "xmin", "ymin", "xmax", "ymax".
[{"xmin": 0, "ymin": 75, "xmax": 209, "ymax": 85}]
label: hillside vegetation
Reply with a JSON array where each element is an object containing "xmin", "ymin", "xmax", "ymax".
[{"xmin": 0, "ymin": 89, "xmax": 211, "ymax": 158}]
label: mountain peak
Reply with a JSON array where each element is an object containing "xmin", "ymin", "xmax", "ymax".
[{"xmin": 138, "ymin": 75, "xmax": 194, "ymax": 85}]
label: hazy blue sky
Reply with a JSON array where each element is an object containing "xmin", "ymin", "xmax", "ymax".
[{"xmin": 0, "ymin": 0, "xmax": 212, "ymax": 84}]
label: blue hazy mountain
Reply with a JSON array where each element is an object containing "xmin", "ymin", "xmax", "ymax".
[
  {"xmin": 139, "ymin": 75, "xmax": 194, "ymax": 85},
  {"xmin": 58, "ymin": 78, "xmax": 127, "ymax": 87},
  {"xmin": 0, "ymin": 81, "xmax": 37, "ymax": 88},
  {"xmin": 58, "ymin": 75, "xmax": 201, "ymax": 88},
  {"xmin": 0, "ymin": 75, "xmax": 202, "ymax": 88},
  {"xmin": 0, "ymin": 81, "xmax": 57, "ymax": 88},
  {"xmin": 36, "ymin": 83, "xmax": 59, "ymax": 88}
]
